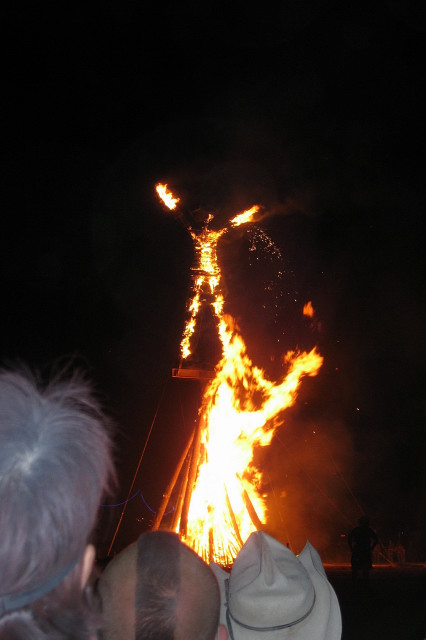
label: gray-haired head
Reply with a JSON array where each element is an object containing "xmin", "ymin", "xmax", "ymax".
[{"xmin": 0, "ymin": 365, "xmax": 114, "ymax": 626}]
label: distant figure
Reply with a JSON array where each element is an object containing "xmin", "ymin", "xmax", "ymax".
[
  {"xmin": 348, "ymin": 516, "xmax": 379, "ymax": 583},
  {"xmin": 98, "ymin": 530, "xmax": 227, "ymax": 640},
  {"xmin": 0, "ymin": 366, "xmax": 114, "ymax": 639},
  {"xmin": 211, "ymin": 531, "xmax": 342, "ymax": 639},
  {"xmin": 386, "ymin": 539, "xmax": 396, "ymax": 563},
  {"xmin": 394, "ymin": 533, "xmax": 406, "ymax": 564}
]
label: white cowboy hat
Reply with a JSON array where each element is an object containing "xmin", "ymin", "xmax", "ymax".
[{"xmin": 210, "ymin": 531, "xmax": 341, "ymax": 640}]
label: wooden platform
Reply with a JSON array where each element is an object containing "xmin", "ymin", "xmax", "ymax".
[{"xmin": 171, "ymin": 368, "xmax": 215, "ymax": 379}]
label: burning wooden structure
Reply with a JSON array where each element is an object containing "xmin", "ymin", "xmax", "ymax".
[{"xmin": 151, "ymin": 184, "xmax": 323, "ymax": 566}]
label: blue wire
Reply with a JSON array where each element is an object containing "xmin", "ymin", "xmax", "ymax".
[
  {"xmin": 101, "ymin": 491, "xmax": 175, "ymax": 516},
  {"xmin": 100, "ymin": 491, "xmax": 139, "ymax": 508}
]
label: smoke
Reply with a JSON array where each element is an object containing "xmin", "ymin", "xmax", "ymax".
[{"xmin": 259, "ymin": 414, "xmax": 358, "ymax": 563}]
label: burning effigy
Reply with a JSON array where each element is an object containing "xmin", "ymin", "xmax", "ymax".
[{"xmin": 154, "ymin": 184, "xmax": 323, "ymax": 565}]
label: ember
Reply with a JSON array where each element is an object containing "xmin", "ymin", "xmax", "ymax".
[{"xmin": 303, "ymin": 300, "xmax": 315, "ymax": 317}]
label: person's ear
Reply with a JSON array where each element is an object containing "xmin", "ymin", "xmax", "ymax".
[
  {"xmin": 217, "ymin": 624, "xmax": 228, "ymax": 640},
  {"xmin": 81, "ymin": 544, "xmax": 96, "ymax": 588}
]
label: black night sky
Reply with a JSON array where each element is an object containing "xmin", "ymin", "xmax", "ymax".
[{"xmin": 1, "ymin": 3, "xmax": 424, "ymax": 560}]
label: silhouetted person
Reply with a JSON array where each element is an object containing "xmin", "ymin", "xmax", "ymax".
[
  {"xmin": 348, "ymin": 516, "xmax": 378, "ymax": 584},
  {"xmin": 395, "ymin": 532, "xmax": 406, "ymax": 564}
]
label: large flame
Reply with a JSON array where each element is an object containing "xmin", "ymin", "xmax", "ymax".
[
  {"xmin": 155, "ymin": 184, "xmax": 323, "ymax": 564},
  {"xmin": 184, "ymin": 317, "xmax": 323, "ymax": 563}
]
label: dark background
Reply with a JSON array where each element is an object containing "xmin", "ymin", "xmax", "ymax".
[{"xmin": 1, "ymin": 2, "xmax": 424, "ymax": 560}]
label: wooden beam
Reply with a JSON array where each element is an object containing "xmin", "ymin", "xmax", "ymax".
[
  {"xmin": 179, "ymin": 412, "xmax": 205, "ymax": 537},
  {"xmin": 242, "ymin": 488, "xmax": 263, "ymax": 531},
  {"xmin": 152, "ymin": 429, "xmax": 194, "ymax": 530},
  {"xmin": 225, "ymin": 486, "xmax": 244, "ymax": 549}
]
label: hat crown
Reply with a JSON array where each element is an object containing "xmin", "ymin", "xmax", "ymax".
[{"xmin": 229, "ymin": 532, "xmax": 315, "ymax": 629}]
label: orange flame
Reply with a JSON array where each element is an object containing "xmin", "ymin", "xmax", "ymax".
[
  {"xmin": 182, "ymin": 316, "xmax": 323, "ymax": 563},
  {"xmin": 303, "ymin": 300, "xmax": 314, "ymax": 317},
  {"xmin": 155, "ymin": 185, "xmax": 259, "ymax": 361},
  {"xmin": 155, "ymin": 184, "xmax": 323, "ymax": 564},
  {"xmin": 156, "ymin": 183, "xmax": 180, "ymax": 210},
  {"xmin": 229, "ymin": 205, "xmax": 261, "ymax": 227},
  {"xmin": 180, "ymin": 226, "xmax": 226, "ymax": 358}
]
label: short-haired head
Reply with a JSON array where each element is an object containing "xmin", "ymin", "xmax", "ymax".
[
  {"xmin": 0, "ymin": 365, "xmax": 114, "ymax": 621},
  {"xmin": 99, "ymin": 531, "xmax": 220, "ymax": 640}
]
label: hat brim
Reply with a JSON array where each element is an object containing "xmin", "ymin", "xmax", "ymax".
[{"xmin": 211, "ymin": 541, "xmax": 341, "ymax": 640}]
